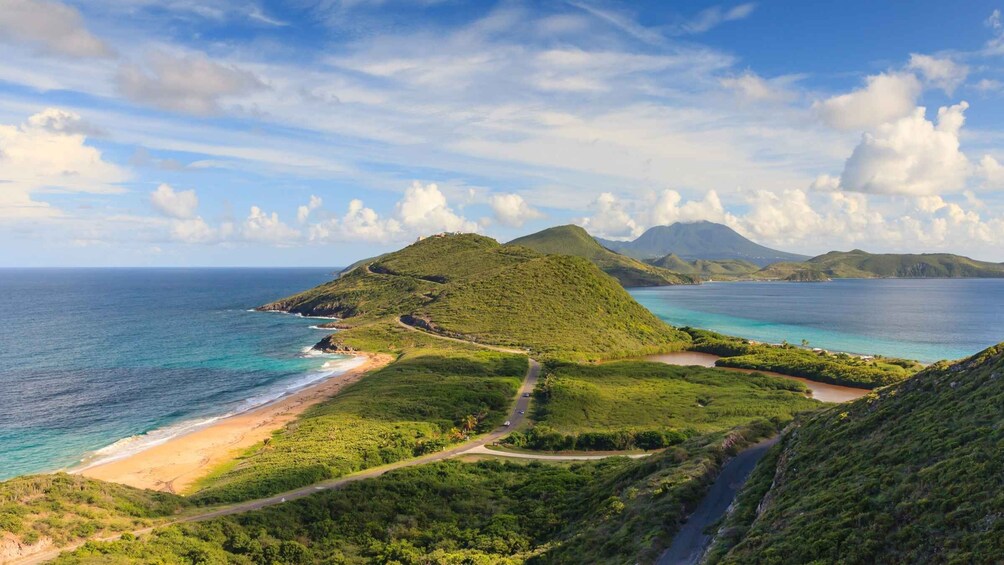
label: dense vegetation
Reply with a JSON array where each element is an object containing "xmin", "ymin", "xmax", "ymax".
[
  {"xmin": 598, "ymin": 221, "xmax": 808, "ymax": 266},
  {"xmin": 745, "ymin": 249, "xmax": 1004, "ymax": 280},
  {"xmin": 685, "ymin": 328, "xmax": 921, "ymax": 388},
  {"xmin": 645, "ymin": 253, "xmax": 760, "ymax": 279},
  {"xmin": 191, "ymin": 347, "xmax": 525, "ymax": 504},
  {"xmin": 502, "ymin": 360, "xmax": 818, "ymax": 451},
  {"xmin": 261, "ymin": 234, "xmax": 692, "ymax": 360},
  {"xmin": 709, "ymin": 343, "xmax": 1004, "ymax": 564},
  {"xmin": 52, "ymin": 420, "xmax": 783, "ymax": 565},
  {"xmin": 0, "ymin": 474, "xmax": 188, "ymax": 558},
  {"xmin": 507, "ymin": 225, "xmax": 697, "ymax": 287}
]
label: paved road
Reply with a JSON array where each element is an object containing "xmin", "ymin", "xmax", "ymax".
[
  {"xmin": 395, "ymin": 316, "xmax": 529, "ymax": 355},
  {"xmin": 657, "ymin": 437, "xmax": 780, "ymax": 565},
  {"xmin": 465, "ymin": 445, "xmax": 652, "ymax": 461}
]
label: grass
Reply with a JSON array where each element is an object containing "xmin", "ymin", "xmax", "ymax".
[
  {"xmin": 507, "ymin": 224, "xmax": 697, "ymax": 287},
  {"xmin": 51, "ymin": 421, "xmax": 785, "ymax": 565},
  {"xmin": 0, "ymin": 474, "xmax": 188, "ymax": 552},
  {"xmin": 685, "ymin": 328, "xmax": 922, "ymax": 388},
  {"xmin": 503, "ymin": 360, "xmax": 819, "ymax": 451},
  {"xmin": 190, "ymin": 347, "xmax": 526, "ymax": 504},
  {"xmin": 708, "ymin": 343, "xmax": 1004, "ymax": 564}
]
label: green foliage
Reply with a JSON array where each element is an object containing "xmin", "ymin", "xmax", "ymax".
[
  {"xmin": 54, "ymin": 421, "xmax": 786, "ymax": 565},
  {"xmin": 507, "ymin": 225, "xmax": 698, "ymax": 287},
  {"xmin": 646, "ymin": 254, "xmax": 761, "ymax": 279},
  {"xmin": 713, "ymin": 344, "xmax": 1004, "ymax": 564},
  {"xmin": 505, "ymin": 360, "xmax": 818, "ymax": 451},
  {"xmin": 750, "ymin": 249, "xmax": 1004, "ymax": 280},
  {"xmin": 685, "ymin": 328, "xmax": 922, "ymax": 388},
  {"xmin": 0, "ymin": 474, "xmax": 188, "ymax": 550},
  {"xmin": 191, "ymin": 349, "xmax": 526, "ymax": 504}
]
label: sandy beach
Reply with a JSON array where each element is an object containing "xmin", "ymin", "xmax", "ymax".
[{"xmin": 76, "ymin": 353, "xmax": 392, "ymax": 494}]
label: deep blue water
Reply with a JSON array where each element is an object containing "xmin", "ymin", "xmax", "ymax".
[
  {"xmin": 631, "ymin": 279, "xmax": 1004, "ymax": 363},
  {"xmin": 0, "ymin": 268, "xmax": 351, "ymax": 480}
]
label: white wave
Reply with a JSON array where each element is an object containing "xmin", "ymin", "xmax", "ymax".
[{"xmin": 71, "ymin": 355, "xmax": 366, "ymax": 472}]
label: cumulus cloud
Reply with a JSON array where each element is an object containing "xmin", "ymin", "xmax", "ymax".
[
  {"xmin": 489, "ymin": 193, "xmax": 543, "ymax": 227},
  {"xmin": 719, "ymin": 71, "xmax": 795, "ymax": 103},
  {"xmin": 839, "ymin": 102, "xmax": 972, "ymax": 196},
  {"xmin": 0, "ymin": 0, "xmax": 112, "ymax": 58},
  {"xmin": 578, "ymin": 192, "xmax": 642, "ymax": 239},
  {"xmin": 814, "ymin": 72, "xmax": 921, "ymax": 131},
  {"xmin": 241, "ymin": 206, "xmax": 300, "ymax": 244},
  {"xmin": 297, "ymin": 195, "xmax": 322, "ymax": 223},
  {"xmin": 394, "ymin": 181, "xmax": 479, "ymax": 234},
  {"xmin": 646, "ymin": 189, "xmax": 734, "ymax": 227},
  {"xmin": 907, "ymin": 54, "xmax": 968, "ymax": 95},
  {"xmin": 117, "ymin": 51, "xmax": 262, "ymax": 115},
  {"xmin": 150, "ymin": 184, "xmax": 198, "ymax": 219},
  {"xmin": 0, "ymin": 108, "xmax": 128, "ymax": 218},
  {"xmin": 979, "ymin": 155, "xmax": 1004, "ymax": 188}
]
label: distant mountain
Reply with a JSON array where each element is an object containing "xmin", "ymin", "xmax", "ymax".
[
  {"xmin": 507, "ymin": 225, "xmax": 697, "ymax": 287},
  {"xmin": 598, "ymin": 221, "xmax": 809, "ymax": 267},
  {"xmin": 805, "ymin": 249, "xmax": 1004, "ymax": 278},
  {"xmin": 645, "ymin": 253, "xmax": 760, "ymax": 278},
  {"xmin": 710, "ymin": 343, "xmax": 1004, "ymax": 563}
]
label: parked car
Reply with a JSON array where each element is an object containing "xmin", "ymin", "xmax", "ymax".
[{"xmin": 503, "ymin": 420, "xmax": 511, "ymax": 427}]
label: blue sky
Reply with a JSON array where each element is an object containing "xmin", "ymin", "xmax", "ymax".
[{"xmin": 1, "ymin": 0, "xmax": 1004, "ymax": 266}]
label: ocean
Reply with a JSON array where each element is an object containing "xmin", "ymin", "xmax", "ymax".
[
  {"xmin": 630, "ymin": 278, "xmax": 1004, "ymax": 363},
  {"xmin": 0, "ymin": 268, "xmax": 353, "ymax": 480}
]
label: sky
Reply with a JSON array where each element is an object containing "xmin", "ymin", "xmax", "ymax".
[{"xmin": 2, "ymin": 0, "xmax": 1004, "ymax": 266}]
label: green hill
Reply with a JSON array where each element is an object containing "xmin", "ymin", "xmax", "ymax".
[
  {"xmin": 708, "ymin": 343, "xmax": 1004, "ymax": 564},
  {"xmin": 261, "ymin": 233, "xmax": 690, "ymax": 360},
  {"xmin": 646, "ymin": 253, "xmax": 760, "ymax": 278},
  {"xmin": 751, "ymin": 262, "xmax": 831, "ymax": 282},
  {"xmin": 507, "ymin": 225, "xmax": 697, "ymax": 287},
  {"xmin": 599, "ymin": 221, "xmax": 809, "ymax": 266},
  {"xmin": 805, "ymin": 249, "xmax": 1004, "ymax": 278}
]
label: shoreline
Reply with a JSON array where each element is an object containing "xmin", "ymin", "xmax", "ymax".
[{"xmin": 75, "ymin": 352, "xmax": 392, "ymax": 494}]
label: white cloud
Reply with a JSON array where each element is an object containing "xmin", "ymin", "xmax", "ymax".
[
  {"xmin": 150, "ymin": 183, "xmax": 198, "ymax": 219},
  {"xmin": 719, "ymin": 71, "xmax": 795, "ymax": 103},
  {"xmin": 297, "ymin": 194, "xmax": 322, "ymax": 223},
  {"xmin": 578, "ymin": 192, "xmax": 642, "ymax": 239},
  {"xmin": 242, "ymin": 206, "xmax": 300, "ymax": 244},
  {"xmin": 907, "ymin": 54, "xmax": 968, "ymax": 95},
  {"xmin": 489, "ymin": 193, "xmax": 543, "ymax": 227},
  {"xmin": 839, "ymin": 102, "xmax": 971, "ymax": 196},
  {"xmin": 975, "ymin": 78, "xmax": 1003, "ymax": 93},
  {"xmin": 675, "ymin": 3, "xmax": 757, "ymax": 35},
  {"xmin": 646, "ymin": 189, "xmax": 734, "ymax": 227},
  {"xmin": 814, "ymin": 72, "xmax": 921, "ymax": 131},
  {"xmin": 0, "ymin": 108, "xmax": 128, "ymax": 218},
  {"xmin": 117, "ymin": 51, "xmax": 262, "ymax": 115},
  {"xmin": 0, "ymin": 0, "xmax": 112, "ymax": 58},
  {"xmin": 979, "ymin": 155, "xmax": 1004, "ymax": 188},
  {"xmin": 394, "ymin": 181, "xmax": 479, "ymax": 234}
]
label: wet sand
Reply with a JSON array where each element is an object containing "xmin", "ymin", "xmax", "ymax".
[
  {"xmin": 76, "ymin": 353, "xmax": 393, "ymax": 493},
  {"xmin": 647, "ymin": 351, "xmax": 869, "ymax": 403}
]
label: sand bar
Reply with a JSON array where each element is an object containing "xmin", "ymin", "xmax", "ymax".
[{"xmin": 76, "ymin": 353, "xmax": 392, "ymax": 494}]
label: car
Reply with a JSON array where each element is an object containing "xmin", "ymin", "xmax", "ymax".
[
  {"xmin": 522, "ymin": 392, "xmax": 530, "ymax": 397},
  {"xmin": 518, "ymin": 410, "xmax": 524, "ymax": 415},
  {"xmin": 503, "ymin": 420, "xmax": 511, "ymax": 427}
]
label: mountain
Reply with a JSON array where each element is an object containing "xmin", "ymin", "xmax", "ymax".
[
  {"xmin": 708, "ymin": 343, "xmax": 1004, "ymax": 564},
  {"xmin": 599, "ymin": 221, "xmax": 809, "ymax": 267},
  {"xmin": 506, "ymin": 225, "xmax": 697, "ymax": 287},
  {"xmin": 646, "ymin": 253, "xmax": 760, "ymax": 278},
  {"xmin": 804, "ymin": 249, "xmax": 1004, "ymax": 278},
  {"xmin": 260, "ymin": 233, "xmax": 690, "ymax": 360}
]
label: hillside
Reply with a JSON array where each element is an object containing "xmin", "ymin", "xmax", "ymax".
[
  {"xmin": 646, "ymin": 253, "xmax": 760, "ymax": 278},
  {"xmin": 599, "ymin": 221, "xmax": 808, "ymax": 266},
  {"xmin": 805, "ymin": 249, "xmax": 1004, "ymax": 278},
  {"xmin": 507, "ymin": 225, "xmax": 697, "ymax": 287},
  {"xmin": 708, "ymin": 343, "xmax": 1004, "ymax": 564},
  {"xmin": 751, "ymin": 262, "xmax": 831, "ymax": 282},
  {"xmin": 260, "ymin": 233, "xmax": 690, "ymax": 360}
]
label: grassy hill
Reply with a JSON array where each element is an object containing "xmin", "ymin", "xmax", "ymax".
[
  {"xmin": 646, "ymin": 253, "xmax": 760, "ymax": 279},
  {"xmin": 262, "ymin": 233, "xmax": 691, "ymax": 360},
  {"xmin": 599, "ymin": 221, "xmax": 809, "ymax": 266},
  {"xmin": 708, "ymin": 343, "xmax": 1004, "ymax": 564},
  {"xmin": 507, "ymin": 225, "xmax": 697, "ymax": 287},
  {"xmin": 804, "ymin": 249, "xmax": 1004, "ymax": 278}
]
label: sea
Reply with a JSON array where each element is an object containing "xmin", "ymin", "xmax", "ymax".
[
  {"xmin": 631, "ymin": 278, "xmax": 1004, "ymax": 364},
  {"xmin": 0, "ymin": 268, "xmax": 356, "ymax": 481}
]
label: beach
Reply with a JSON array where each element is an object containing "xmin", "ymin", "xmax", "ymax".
[{"xmin": 76, "ymin": 353, "xmax": 392, "ymax": 494}]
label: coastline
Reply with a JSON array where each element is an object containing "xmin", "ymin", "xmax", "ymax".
[{"xmin": 75, "ymin": 352, "xmax": 392, "ymax": 494}]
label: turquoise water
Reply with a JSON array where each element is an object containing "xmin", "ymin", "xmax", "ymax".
[
  {"xmin": 631, "ymin": 279, "xmax": 1004, "ymax": 363},
  {"xmin": 0, "ymin": 268, "xmax": 350, "ymax": 480}
]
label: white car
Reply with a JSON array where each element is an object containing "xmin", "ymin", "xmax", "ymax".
[{"xmin": 503, "ymin": 420, "xmax": 511, "ymax": 426}]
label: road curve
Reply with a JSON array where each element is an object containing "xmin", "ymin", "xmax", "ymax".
[
  {"xmin": 395, "ymin": 316, "xmax": 529, "ymax": 355},
  {"xmin": 657, "ymin": 437, "xmax": 780, "ymax": 565}
]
